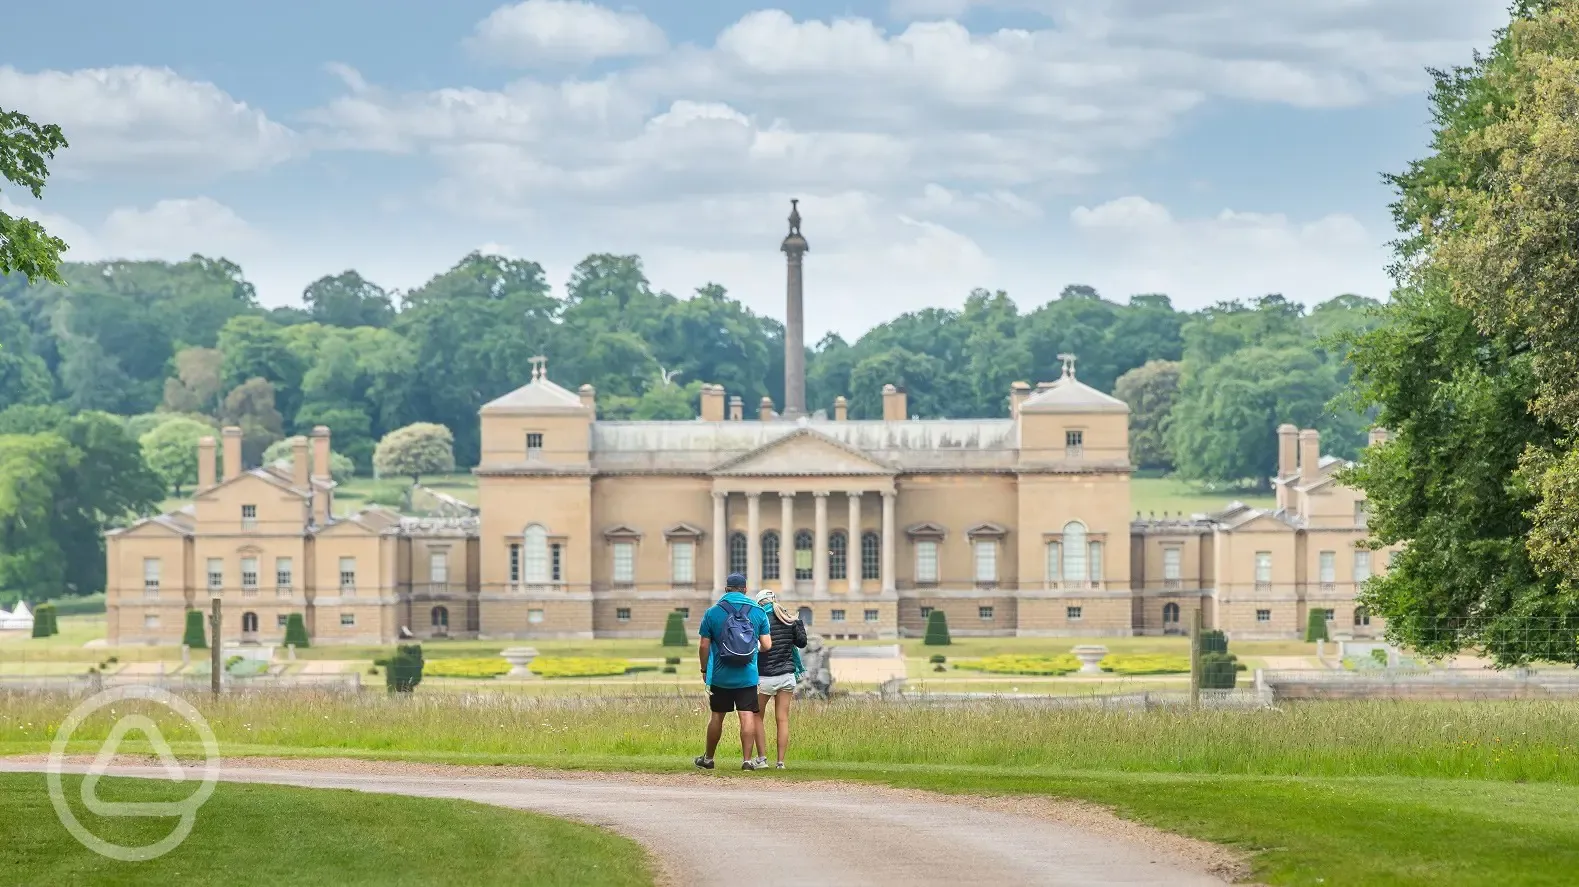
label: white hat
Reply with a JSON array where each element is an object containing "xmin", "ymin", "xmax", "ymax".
[{"xmin": 754, "ymin": 589, "xmax": 775, "ymax": 605}]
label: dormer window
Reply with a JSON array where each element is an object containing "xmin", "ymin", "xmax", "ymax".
[
  {"xmin": 526, "ymin": 433, "xmax": 544, "ymax": 460},
  {"xmin": 1065, "ymin": 430, "xmax": 1084, "ymax": 459},
  {"xmin": 241, "ymin": 504, "xmax": 257, "ymax": 530}
]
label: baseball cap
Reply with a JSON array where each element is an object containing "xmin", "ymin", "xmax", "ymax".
[{"xmin": 726, "ymin": 572, "xmax": 747, "ymax": 589}]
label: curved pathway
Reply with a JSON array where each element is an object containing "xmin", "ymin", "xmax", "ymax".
[{"xmin": 3, "ymin": 758, "xmax": 1243, "ymax": 886}]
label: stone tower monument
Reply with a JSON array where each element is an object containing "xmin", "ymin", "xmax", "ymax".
[{"xmin": 780, "ymin": 199, "xmax": 809, "ymax": 419}]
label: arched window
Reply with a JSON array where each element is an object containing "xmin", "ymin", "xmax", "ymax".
[
  {"xmin": 1162, "ymin": 602, "xmax": 1180, "ymax": 625},
  {"xmin": 1353, "ymin": 606, "xmax": 1370, "ymax": 627},
  {"xmin": 242, "ymin": 611, "xmax": 259, "ymax": 632},
  {"xmin": 828, "ymin": 531, "xmax": 848, "ymax": 581},
  {"xmin": 431, "ymin": 606, "xmax": 449, "ymax": 629},
  {"xmin": 861, "ymin": 532, "xmax": 881, "ymax": 581},
  {"xmin": 794, "ymin": 530, "xmax": 814, "ymax": 580},
  {"xmin": 523, "ymin": 524, "xmax": 549, "ymax": 584},
  {"xmin": 761, "ymin": 531, "xmax": 781, "ymax": 580},
  {"xmin": 728, "ymin": 532, "xmax": 749, "ymax": 576},
  {"xmin": 1061, "ymin": 521, "xmax": 1087, "ymax": 583}
]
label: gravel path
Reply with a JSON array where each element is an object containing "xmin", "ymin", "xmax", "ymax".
[{"xmin": 3, "ymin": 756, "xmax": 1248, "ymax": 886}]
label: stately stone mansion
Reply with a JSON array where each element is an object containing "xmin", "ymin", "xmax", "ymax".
[{"xmin": 103, "ymin": 203, "xmax": 1393, "ymax": 646}]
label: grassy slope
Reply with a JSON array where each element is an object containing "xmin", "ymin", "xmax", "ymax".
[{"xmin": 1, "ymin": 772, "xmax": 651, "ymax": 887}]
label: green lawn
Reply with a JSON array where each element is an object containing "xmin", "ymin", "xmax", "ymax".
[{"xmin": 0, "ymin": 772, "xmax": 651, "ymax": 887}]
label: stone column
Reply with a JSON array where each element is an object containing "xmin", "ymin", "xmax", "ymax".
[
  {"xmin": 881, "ymin": 491, "xmax": 897, "ymax": 593},
  {"xmin": 712, "ymin": 492, "xmax": 727, "ymax": 593},
  {"xmin": 747, "ymin": 492, "xmax": 762, "ymax": 590},
  {"xmin": 780, "ymin": 492, "xmax": 796, "ymax": 594},
  {"xmin": 847, "ymin": 492, "xmax": 862, "ymax": 594},
  {"xmin": 813, "ymin": 492, "xmax": 830, "ymax": 594}
]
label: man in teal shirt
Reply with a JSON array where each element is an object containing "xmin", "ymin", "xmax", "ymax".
[{"xmin": 695, "ymin": 572, "xmax": 771, "ymax": 770}]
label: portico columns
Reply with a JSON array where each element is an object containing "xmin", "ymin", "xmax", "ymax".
[
  {"xmin": 746, "ymin": 492, "xmax": 762, "ymax": 590},
  {"xmin": 813, "ymin": 492, "xmax": 830, "ymax": 594},
  {"xmin": 712, "ymin": 492, "xmax": 727, "ymax": 592},
  {"xmin": 881, "ymin": 491, "xmax": 897, "ymax": 593},
  {"xmin": 847, "ymin": 492, "xmax": 862, "ymax": 594},
  {"xmin": 779, "ymin": 492, "xmax": 796, "ymax": 594}
]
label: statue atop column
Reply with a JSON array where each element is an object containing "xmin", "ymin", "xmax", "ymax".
[{"xmin": 780, "ymin": 200, "xmax": 809, "ymax": 419}]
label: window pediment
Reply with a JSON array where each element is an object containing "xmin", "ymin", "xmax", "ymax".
[
  {"xmin": 602, "ymin": 525, "xmax": 643, "ymax": 541},
  {"xmin": 664, "ymin": 522, "xmax": 706, "ymax": 540},
  {"xmin": 906, "ymin": 522, "xmax": 947, "ymax": 540},
  {"xmin": 966, "ymin": 522, "xmax": 1008, "ymax": 539}
]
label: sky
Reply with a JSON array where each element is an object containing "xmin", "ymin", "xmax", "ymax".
[{"xmin": 0, "ymin": 0, "xmax": 1507, "ymax": 338}]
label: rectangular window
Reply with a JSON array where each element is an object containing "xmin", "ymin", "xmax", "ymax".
[
  {"xmin": 973, "ymin": 540, "xmax": 997, "ymax": 583},
  {"xmin": 1256, "ymin": 608, "xmax": 1271, "ymax": 623},
  {"xmin": 528, "ymin": 608, "xmax": 544, "ymax": 624},
  {"xmin": 207, "ymin": 558, "xmax": 223, "ymax": 592},
  {"xmin": 509, "ymin": 543, "xmax": 521, "ymax": 584},
  {"xmin": 919, "ymin": 606, "xmax": 933, "ymax": 619},
  {"xmin": 1354, "ymin": 607, "xmax": 1371, "ymax": 627},
  {"xmin": 143, "ymin": 558, "xmax": 161, "ymax": 597},
  {"xmin": 1389, "ymin": 550, "xmax": 1400, "ymax": 568},
  {"xmin": 613, "ymin": 542, "xmax": 635, "ymax": 584},
  {"xmin": 1322, "ymin": 608, "xmax": 1336, "ymax": 622},
  {"xmin": 1045, "ymin": 542, "xmax": 1061, "ymax": 585},
  {"xmin": 144, "ymin": 613, "xmax": 159, "ymax": 629},
  {"xmin": 978, "ymin": 605, "xmax": 994, "ymax": 620},
  {"xmin": 1066, "ymin": 606, "xmax": 1082, "ymax": 621},
  {"xmin": 861, "ymin": 533, "xmax": 880, "ymax": 581},
  {"xmin": 1254, "ymin": 551, "xmax": 1272, "ymax": 585},
  {"xmin": 1354, "ymin": 499, "xmax": 1368, "ymax": 528},
  {"xmin": 1088, "ymin": 541, "xmax": 1103, "ymax": 585},
  {"xmin": 671, "ymin": 542, "xmax": 695, "ymax": 585},
  {"xmin": 1163, "ymin": 548, "xmax": 1182, "ymax": 582},
  {"xmin": 275, "ymin": 557, "xmax": 293, "ymax": 594},
  {"xmin": 241, "ymin": 504, "xmax": 257, "ymax": 530},
  {"xmin": 616, "ymin": 607, "xmax": 631, "ymax": 622},
  {"xmin": 1065, "ymin": 429, "xmax": 1084, "ymax": 458},
  {"xmin": 430, "ymin": 551, "xmax": 449, "ymax": 587},
  {"xmin": 676, "ymin": 607, "xmax": 691, "ymax": 620},
  {"xmin": 551, "ymin": 542, "xmax": 563, "ymax": 582},
  {"xmin": 526, "ymin": 433, "xmax": 543, "ymax": 459},
  {"xmin": 864, "ymin": 609, "xmax": 879, "ymax": 623},
  {"xmin": 277, "ymin": 614, "xmax": 289, "ymax": 628},
  {"xmin": 1353, "ymin": 550, "xmax": 1372, "ymax": 584},
  {"xmin": 339, "ymin": 556, "xmax": 356, "ymax": 594},
  {"xmin": 915, "ymin": 541, "xmax": 939, "ymax": 584},
  {"xmin": 340, "ymin": 613, "xmax": 356, "ymax": 627},
  {"xmin": 794, "ymin": 541, "xmax": 813, "ymax": 580},
  {"xmin": 831, "ymin": 609, "xmax": 846, "ymax": 622},
  {"xmin": 1319, "ymin": 551, "xmax": 1336, "ymax": 585},
  {"xmin": 240, "ymin": 557, "xmax": 258, "ymax": 593}
]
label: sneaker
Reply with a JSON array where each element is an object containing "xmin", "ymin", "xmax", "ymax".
[
  {"xmin": 694, "ymin": 756, "xmax": 715, "ymax": 770},
  {"xmin": 775, "ymin": 762, "xmax": 785, "ymax": 770},
  {"xmin": 741, "ymin": 759, "xmax": 760, "ymax": 770},
  {"xmin": 753, "ymin": 756, "xmax": 769, "ymax": 769}
]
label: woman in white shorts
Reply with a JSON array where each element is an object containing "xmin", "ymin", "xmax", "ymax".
[{"xmin": 750, "ymin": 590, "xmax": 806, "ymax": 769}]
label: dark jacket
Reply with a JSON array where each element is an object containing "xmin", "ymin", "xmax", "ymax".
[{"xmin": 758, "ymin": 608, "xmax": 807, "ymax": 677}]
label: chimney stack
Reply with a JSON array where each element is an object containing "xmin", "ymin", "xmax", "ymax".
[
  {"xmin": 578, "ymin": 384, "xmax": 597, "ymax": 413},
  {"xmin": 221, "ymin": 426, "xmax": 242, "ymax": 481},
  {"xmin": 728, "ymin": 395, "xmax": 743, "ymax": 421},
  {"xmin": 1277, "ymin": 424, "xmax": 1299, "ymax": 478},
  {"xmin": 780, "ymin": 199, "xmax": 809, "ymax": 419},
  {"xmin": 834, "ymin": 396, "xmax": 848, "ymax": 421},
  {"xmin": 759, "ymin": 396, "xmax": 775, "ymax": 421},
  {"xmin": 1299, "ymin": 429, "xmax": 1321, "ymax": 485},
  {"xmin": 291, "ymin": 435, "xmax": 311, "ymax": 489},
  {"xmin": 311, "ymin": 426, "xmax": 332, "ymax": 482},
  {"xmin": 700, "ymin": 384, "xmax": 726, "ymax": 421},
  {"xmin": 882, "ymin": 385, "xmax": 908, "ymax": 422},
  {"xmin": 1009, "ymin": 381, "xmax": 1032, "ymax": 419},
  {"xmin": 1368, "ymin": 427, "xmax": 1390, "ymax": 447},
  {"xmin": 198, "ymin": 436, "xmax": 217, "ymax": 489}
]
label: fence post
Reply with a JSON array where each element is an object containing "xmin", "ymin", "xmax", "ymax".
[
  {"xmin": 210, "ymin": 597, "xmax": 222, "ymax": 698},
  {"xmin": 1187, "ymin": 599, "xmax": 1200, "ymax": 703}
]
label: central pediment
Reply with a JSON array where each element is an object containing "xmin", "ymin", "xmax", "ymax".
[{"xmin": 711, "ymin": 429, "xmax": 896, "ymax": 477}]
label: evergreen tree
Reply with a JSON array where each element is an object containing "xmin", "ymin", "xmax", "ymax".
[
  {"xmin": 283, "ymin": 612, "xmax": 310, "ymax": 648},
  {"xmin": 386, "ymin": 643, "xmax": 424, "ymax": 692},
  {"xmin": 661, "ymin": 611, "xmax": 688, "ymax": 647},
  {"xmin": 923, "ymin": 609, "xmax": 951, "ymax": 646},
  {"xmin": 1305, "ymin": 609, "xmax": 1330, "ymax": 643},
  {"xmin": 182, "ymin": 609, "xmax": 207, "ymax": 649}
]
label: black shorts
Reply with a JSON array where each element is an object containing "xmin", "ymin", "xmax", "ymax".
[{"xmin": 708, "ymin": 685, "xmax": 759, "ymax": 713}]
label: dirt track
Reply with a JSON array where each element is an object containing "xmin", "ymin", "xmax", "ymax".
[{"xmin": 2, "ymin": 757, "xmax": 1248, "ymax": 886}]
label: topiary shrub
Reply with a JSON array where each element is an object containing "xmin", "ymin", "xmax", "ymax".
[
  {"xmin": 30, "ymin": 604, "xmax": 57, "ymax": 638},
  {"xmin": 283, "ymin": 613, "xmax": 310, "ymax": 648},
  {"xmin": 923, "ymin": 609, "xmax": 951, "ymax": 646},
  {"xmin": 1200, "ymin": 652, "xmax": 1239, "ymax": 689},
  {"xmin": 664, "ymin": 656, "xmax": 681, "ymax": 665},
  {"xmin": 183, "ymin": 609, "xmax": 208, "ymax": 649},
  {"xmin": 661, "ymin": 611, "xmax": 688, "ymax": 647},
  {"xmin": 929, "ymin": 654, "xmax": 947, "ymax": 664},
  {"xmin": 1198, "ymin": 629, "xmax": 1228, "ymax": 655},
  {"xmin": 661, "ymin": 666, "xmax": 677, "ymax": 674},
  {"xmin": 1305, "ymin": 609, "xmax": 1330, "ymax": 643},
  {"xmin": 386, "ymin": 644, "xmax": 425, "ymax": 692}
]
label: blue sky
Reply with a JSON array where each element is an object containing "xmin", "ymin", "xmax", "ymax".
[{"xmin": 1, "ymin": 0, "xmax": 1505, "ymax": 336}]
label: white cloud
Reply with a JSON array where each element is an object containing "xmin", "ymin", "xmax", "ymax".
[
  {"xmin": 1068, "ymin": 195, "xmax": 1388, "ymax": 304},
  {"xmin": 0, "ymin": 66, "xmax": 298, "ymax": 178},
  {"xmin": 466, "ymin": 0, "xmax": 667, "ymax": 66},
  {"xmin": 3, "ymin": 195, "xmax": 262, "ymax": 266}
]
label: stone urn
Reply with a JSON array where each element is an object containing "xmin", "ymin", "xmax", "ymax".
[
  {"xmin": 500, "ymin": 647, "xmax": 539, "ymax": 678},
  {"xmin": 1071, "ymin": 645, "xmax": 1109, "ymax": 675}
]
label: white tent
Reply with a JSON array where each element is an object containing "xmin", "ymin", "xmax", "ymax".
[{"xmin": 0, "ymin": 602, "xmax": 34, "ymax": 631}]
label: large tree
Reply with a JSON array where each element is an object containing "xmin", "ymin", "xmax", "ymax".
[
  {"xmin": 1114, "ymin": 360, "xmax": 1182, "ymax": 472},
  {"xmin": 1344, "ymin": 0, "xmax": 1579, "ymax": 666},
  {"xmin": 302, "ymin": 270, "xmax": 395, "ymax": 329},
  {"xmin": 0, "ymin": 108, "xmax": 69, "ymax": 284}
]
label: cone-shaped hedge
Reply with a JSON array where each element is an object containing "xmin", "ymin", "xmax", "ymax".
[
  {"xmin": 1305, "ymin": 609, "xmax": 1330, "ymax": 643},
  {"xmin": 661, "ymin": 611, "xmax": 689, "ymax": 647},
  {"xmin": 923, "ymin": 609, "xmax": 951, "ymax": 646},
  {"xmin": 183, "ymin": 609, "xmax": 208, "ymax": 649},
  {"xmin": 283, "ymin": 613, "xmax": 310, "ymax": 648}
]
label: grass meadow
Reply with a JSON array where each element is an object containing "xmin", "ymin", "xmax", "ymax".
[
  {"xmin": 2, "ymin": 692, "xmax": 1576, "ymax": 885},
  {"xmin": 0, "ymin": 772, "xmax": 650, "ymax": 887}
]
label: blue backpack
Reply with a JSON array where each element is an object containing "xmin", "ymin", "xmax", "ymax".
[{"xmin": 715, "ymin": 601, "xmax": 758, "ymax": 666}]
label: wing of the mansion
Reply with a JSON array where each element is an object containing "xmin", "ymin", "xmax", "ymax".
[{"xmin": 104, "ymin": 363, "xmax": 1393, "ymax": 646}]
